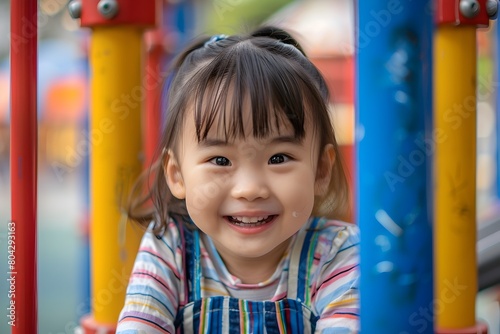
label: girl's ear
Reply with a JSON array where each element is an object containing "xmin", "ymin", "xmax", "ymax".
[
  {"xmin": 315, "ymin": 144, "xmax": 335, "ymax": 196},
  {"xmin": 164, "ymin": 150, "xmax": 186, "ymax": 199}
]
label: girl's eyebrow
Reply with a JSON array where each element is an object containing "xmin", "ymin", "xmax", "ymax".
[
  {"xmin": 198, "ymin": 138, "xmax": 229, "ymax": 147},
  {"xmin": 199, "ymin": 135, "xmax": 301, "ymax": 148},
  {"xmin": 270, "ymin": 135, "xmax": 302, "ymax": 144}
]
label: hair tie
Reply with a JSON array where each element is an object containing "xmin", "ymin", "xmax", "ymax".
[{"xmin": 204, "ymin": 34, "xmax": 228, "ymax": 47}]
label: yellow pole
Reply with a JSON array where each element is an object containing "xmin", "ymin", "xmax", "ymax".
[
  {"xmin": 434, "ymin": 25, "xmax": 477, "ymax": 329},
  {"xmin": 89, "ymin": 26, "xmax": 143, "ymax": 324}
]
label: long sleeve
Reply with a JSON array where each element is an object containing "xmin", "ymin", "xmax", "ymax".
[
  {"xmin": 116, "ymin": 222, "xmax": 185, "ymax": 333},
  {"xmin": 312, "ymin": 224, "xmax": 360, "ymax": 333}
]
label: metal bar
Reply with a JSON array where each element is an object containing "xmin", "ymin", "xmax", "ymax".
[
  {"xmin": 356, "ymin": 1, "xmax": 434, "ymax": 332},
  {"xmin": 144, "ymin": 28, "xmax": 164, "ymax": 171},
  {"xmin": 434, "ymin": 24, "xmax": 478, "ymax": 330},
  {"xmin": 73, "ymin": 1, "xmax": 158, "ymax": 331},
  {"xmin": 497, "ymin": 18, "xmax": 500, "ymax": 200},
  {"xmin": 81, "ymin": 26, "xmax": 144, "ymax": 331},
  {"xmin": 9, "ymin": 0, "xmax": 38, "ymax": 332}
]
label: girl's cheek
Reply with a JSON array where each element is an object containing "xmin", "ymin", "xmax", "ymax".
[{"xmin": 186, "ymin": 175, "xmax": 230, "ymax": 212}]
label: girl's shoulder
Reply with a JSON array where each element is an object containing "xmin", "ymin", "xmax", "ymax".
[{"xmin": 141, "ymin": 216, "xmax": 187, "ymax": 250}]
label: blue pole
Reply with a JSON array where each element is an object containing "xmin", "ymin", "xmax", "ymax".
[
  {"xmin": 80, "ymin": 52, "xmax": 91, "ymax": 318},
  {"xmin": 356, "ymin": 1, "xmax": 434, "ymax": 332},
  {"xmin": 497, "ymin": 21, "xmax": 500, "ymax": 200}
]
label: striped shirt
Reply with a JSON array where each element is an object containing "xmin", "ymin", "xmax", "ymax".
[{"xmin": 117, "ymin": 217, "xmax": 359, "ymax": 333}]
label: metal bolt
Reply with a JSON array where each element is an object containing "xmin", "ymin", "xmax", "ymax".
[
  {"xmin": 97, "ymin": 0, "xmax": 119, "ymax": 19},
  {"xmin": 460, "ymin": 0, "xmax": 481, "ymax": 18},
  {"xmin": 68, "ymin": 0, "xmax": 82, "ymax": 19},
  {"xmin": 486, "ymin": 0, "xmax": 498, "ymax": 18}
]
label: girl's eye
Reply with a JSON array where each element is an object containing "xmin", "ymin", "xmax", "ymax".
[
  {"xmin": 268, "ymin": 154, "xmax": 290, "ymax": 164},
  {"xmin": 210, "ymin": 156, "xmax": 231, "ymax": 166}
]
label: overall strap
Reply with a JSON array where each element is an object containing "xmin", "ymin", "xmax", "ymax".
[
  {"xmin": 287, "ymin": 217, "xmax": 322, "ymax": 306},
  {"xmin": 192, "ymin": 229, "xmax": 201, "ymax": 300},
  {"xmin": 182, "ymin": 223, "xmax": 202, "ymax": 303}
]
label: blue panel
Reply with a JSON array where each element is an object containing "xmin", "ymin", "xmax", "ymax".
[{"xmin": 356, "ymin": 1, "xmax": 434, "ymax": 332}]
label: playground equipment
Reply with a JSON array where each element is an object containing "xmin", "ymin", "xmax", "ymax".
[
  {"xmin": 357, "ymin": 1, "xmax": 434, "ymax": 332},
  {"xmin": 10, "ymin": 1, "xmax": 38, "ymax": 333},
  {"xmin": 434, "ymin": 1, "xmax": 486, "ymax": 331},
  {"xmin": 8, "ymin": 0, "xmax": 500, "ymax": 332},
  {"xmin": 68, "ymin": 0, "xmax": 160, "ymax": 332},
  {"xmin": 358, "ymin": 1, "xmax": 494, "ymax": 332}
]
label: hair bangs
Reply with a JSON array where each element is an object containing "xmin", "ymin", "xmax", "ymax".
[{"xmin": 187, "ymin": 42, "xmax": 322, "ymax": 143}]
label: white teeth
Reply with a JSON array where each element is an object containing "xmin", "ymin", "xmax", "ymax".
[{"xmin": 231, "ymin": 215, "xmax": 270, "ymax": 223}]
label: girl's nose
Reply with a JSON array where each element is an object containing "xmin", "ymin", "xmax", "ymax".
[{"xmin": 230, "ymin": 170, "xmax": 270, "ymax": 201}]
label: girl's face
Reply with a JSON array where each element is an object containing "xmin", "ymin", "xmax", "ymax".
[{"xmin": 165, "ymin": 106, "xmax": 334, "ymax": 282}]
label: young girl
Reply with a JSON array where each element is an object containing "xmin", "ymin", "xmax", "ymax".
[{"xmin": 117, "ymin": 26, "xmax": 359, "ymax": 333}]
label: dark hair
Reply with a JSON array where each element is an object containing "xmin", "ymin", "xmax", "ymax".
[{"xmin": 128, "ymin": 26, "xmax": 350, "ymax": 234}]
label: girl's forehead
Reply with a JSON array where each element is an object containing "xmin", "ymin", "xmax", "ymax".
[{"xmin": 184, "ymin": 104, "xmax": 298, "ymax": 141}]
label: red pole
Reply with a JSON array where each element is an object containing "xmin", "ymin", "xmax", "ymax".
[
  {"xmin": 144, "ymin": 28, "xmax": 165, "ymax": 171},
  {"xmin": 10, "ymin": 0, "xmax": 38, "ymax": 333}
]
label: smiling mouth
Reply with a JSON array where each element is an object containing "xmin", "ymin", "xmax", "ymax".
[{"xmin": 225, "ymin": 215, "xmax": 277, "ymax": 227}]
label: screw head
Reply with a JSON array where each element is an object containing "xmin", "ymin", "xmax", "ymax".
[
  {"xmin": 459, "ymin": 0, "xmax": 481, "ymax": 18},
  {"xmin": 486, "ymin": 0, "xmax": 498, "ymax": 18},
  {"xmin": 68, "ymin": 0, "xmax": 82, "ymax": 19},
  {"xmin": 97, "ymin": 0, "xmax": 119, "ymax": 19}
]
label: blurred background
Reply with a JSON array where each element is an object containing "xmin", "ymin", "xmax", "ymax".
[{"xmin": 0, "ymin": 0, "xmax": 499, "ymax": 332}]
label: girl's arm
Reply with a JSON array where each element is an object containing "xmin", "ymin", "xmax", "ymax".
[
  {"xmin": 116, "ymin": 222, "xmax": 184, "ymax": 334},
  {"xmin": 313, "ymin": 224, "xmax": 360, "ymax": 334}
]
